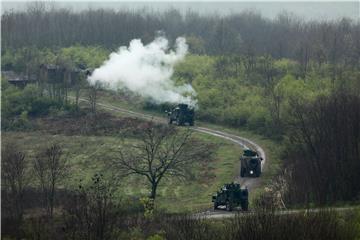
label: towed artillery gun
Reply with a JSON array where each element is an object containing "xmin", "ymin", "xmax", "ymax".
[
  {"xmin": 166, "ymin": 103, "xmax": 195, "ymax": 126},
  {"xmin": 240, "ymin": 149, "xmax": 263, "ymax": 177},
  {"xmin": 212, "ymin": 182, "xmax": 249, "ymax": 211}
]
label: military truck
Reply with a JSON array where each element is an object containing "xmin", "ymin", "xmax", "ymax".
[
  {"xmin": 240, "ymin": 149, "xmax": 263, "ymax": 178},
  {"xmin": 212, "ymin": 182, "xmax": 249, "ymax": 211},
  {"xmin": 166, "ymin": 104, "xmax": 195, "ymax": 126}
]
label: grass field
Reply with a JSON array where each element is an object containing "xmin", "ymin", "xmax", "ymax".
[
  {"xmin": 3, "ymin": 127, "xmax": 242, "ymax": 213},
  {"xmin": 3, "ymin": 88, "xmax": 282, "ymax": 213},
  {"xmin": 78, "ymin": 89, "xmax": 282, "ymax": 203}
]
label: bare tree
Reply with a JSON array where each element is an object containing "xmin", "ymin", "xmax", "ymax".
[
  {"xmin": 63, "ymin": 173, "xmax": 120, "ymax": 240},
  {"xmin": 284, "ymin": 92, "xmax": 360, "ymax": 205},
  {"xmin": 33, "ymin": 143, "xmax": 68, "ymax": 218},
  {"xmin": 112, "ymin": 122, "xmax": 213, "ymax": 200},
  {"xmin": 2, "ymin": 5, "xmax": 359, "ymax": 61},
  {"xmin": 259, "ymin": 55, "xmax": 284, "ymax": 132},
  {"xmin": 1, "ymin": 142, "xmax": 28, "ymax": 240},
  {"xmin": 88, "ymin": 81, "xmax": 101, "ymax": 114},
  {"xmin": 74, "ymin": 71, "xmax": 87, "ymax": 110}
]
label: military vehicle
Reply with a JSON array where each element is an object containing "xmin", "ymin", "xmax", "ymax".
[
  {"xmin": 212, "ymin": 182, "xmax": 249, "ymax": 211},
  {"xmin": 240, "ymin": 149, "xmax": 263, "ymax": 178},
  {"xmin": 166, "ymin": 104, "xmax": 195, "ymax": 126}
]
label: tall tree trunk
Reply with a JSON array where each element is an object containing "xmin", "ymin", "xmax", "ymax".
[
  {"xmin": 75, "ymin": 87, "xmax": 80, "ymax": 110},
  {"xmin": 150, "ymin": 182, "xmax": 158, "ymax": 200}
]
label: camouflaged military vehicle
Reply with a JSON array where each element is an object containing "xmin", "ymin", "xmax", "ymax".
[
  {"xmin": 240, "ymin": 149, "xmax": 263, "ymax": 178},
  {"xmin": 166, "ymin": 104, "xmax": 195, "ymax": 126},
  {"xmin": 212, "ymin": 182, "xmax": 249, "ymax": 211}
]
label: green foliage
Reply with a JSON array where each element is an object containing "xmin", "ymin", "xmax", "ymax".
[
  {"xmin": 147, "ymin": 232, "xmax": 166, "ymax": 240},
  {"xmin": 29, "ymin": 97, "xmax": 61, "ymax": 116},
  {"xmin": 1, "ymin": 47, "xmax": 57, "ymax": 73},
  {"xmin": 1, "ymin": 46, "xmax": 109, "ymax": 75},
  {"xmin": 120, "ymin": 227, "xmax": 145, "ymax": 240},
  {"xmin": 3, "ymin": 46, "xmax": 348, "ymax": 137},
  {"xmin": 10, "ymin": 111, "xmax": 31, "ymax": 130},
  {"xmin": 273, "ymin": 59, "xmax": 298, "ymax": 75},
  {"xmin": 174, "ymin": 55, "xmax": 215, "ymax": 84},
  {"xmin": 58, "ymin": 46, "xmax": 109, "ymax": 69},
  {"xmin": 275, "ymin": 74, "xmax": 308, "ymax": 100},
  {"xmin": 1, "ymin": 83, "xmax": 74, "ymax": 130},
  {"xmin": 140, "ymin": 197, "xmax": 155, "ymax": 219},
  {"xmin": 2, "ymin": 84, "xmax": 53, "ymax": 118},
  {"xmin": 185, "ymin": 35, "xmax": 206, "ymax": 55},
  {"xmin": 173, "ymin": 54, "xmax": 341, "ymax": 136}
]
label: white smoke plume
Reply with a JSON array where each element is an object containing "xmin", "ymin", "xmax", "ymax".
[{"xmin": 88, "ymin": 36, "xmax": 197, "ymax": 107}]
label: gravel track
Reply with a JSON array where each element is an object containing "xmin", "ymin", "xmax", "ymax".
[{"xmin": 77, "ymin": 98, "xmax": 268, "ymax": 217}]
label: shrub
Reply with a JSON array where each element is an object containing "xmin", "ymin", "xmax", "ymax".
[{"xmin": 29, "ymin": 97, "xmax": 61, "ymax": 116}]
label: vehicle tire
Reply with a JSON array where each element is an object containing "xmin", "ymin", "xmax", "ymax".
[
  {"xmin": 240, "ymin": 167, "xmax": 245, "ymax": 178},
  {"xmin": 176, "ymin": 119, "xmax": 182, "ymax": 126},
  {"xmin": 168, "ymin": 118, "xmax": 172, "ymax": 125},
  {"xmin": 256, "ymin": 164, "xmax": 261, "ymax": 177},
  {"xmin": 241, "ymin": 200, "xmax": 249, "ymax": 211},
  {"xmin": 226, "ymin": 201, "xmax": 232, "ymax": 211},
  {"xmin": 213, "ymin": 202, "xmax": 218, "ymax": 210}
]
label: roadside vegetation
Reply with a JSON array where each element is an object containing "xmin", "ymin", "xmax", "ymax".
[{"xmin": 1, "ymin": 83, "xmax": 242, "ymax": 213}]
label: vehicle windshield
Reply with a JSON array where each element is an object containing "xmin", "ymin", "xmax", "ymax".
[{"xmin": 243, "ymin": 149, "xmax": 258, "ymax": 157}]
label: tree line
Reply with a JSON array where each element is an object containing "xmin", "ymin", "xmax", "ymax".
[
  {"xmin": 2, "ymin": 2, "xmax": 360, "ymax": 66},
  {"xmin": 282, "ymin": 91, "xmax": 360, "ymax": 205}
]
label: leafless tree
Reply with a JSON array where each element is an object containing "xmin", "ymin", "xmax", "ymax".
[
  {"xmin": 284, "ymin": 91, "xmax": 360, "ymax": 205},
  {"xmin": 33, "ymin": 143, "xmax": 68, "ymax": 218},
  {"xmin": 258, "ymin": 55, "xmax": 284, "ymax": 132},
  {"xmin": 88, "ymin": 81, "xmax": 101, "ymax": 114},
  {"xmin": 62, "ymin": 173, "xmax": 120, "ymax": 240},
  {"xmin": 112, "ymin": 122, "xmax": 213, "ymax": 200},
  {"xmin": 74, "ymin": 71, "xmax": 87, "ymax": 110},
  {"xmin": 1, "ymin": 142, "xmax": 28, "ymax": 239},
  {"xmin": 2, "ymin": 7, "xmax": 359, "ymax": 67}
]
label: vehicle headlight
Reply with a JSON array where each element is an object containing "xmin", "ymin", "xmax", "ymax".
[{"xmin": 250, "ymin": 170, "xmax": 254, "ymax": 174}]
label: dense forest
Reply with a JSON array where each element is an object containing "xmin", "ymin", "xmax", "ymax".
[
  {"xmin": 2, "ymin": 3, "xmax": 360, "ymax": 60},
  {"xmin": 2, "ymin": 3, "xmax": 360, "ymax": 239}
]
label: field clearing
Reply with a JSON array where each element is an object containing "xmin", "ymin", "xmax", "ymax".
[
  {"xmin": 3, "ymin": 128, "xmax": 242, "ymax": 213},
  {"xmin": 77, "ymin": 89, "xmax": 281, "ymax": 202}
]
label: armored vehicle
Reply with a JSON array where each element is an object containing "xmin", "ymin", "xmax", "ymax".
[
  {"xmin": 167, "ymin": 104, "xmax": 194, "ymax": 126},
  {"xmin": 240, "ymin": 149, "xmax": 263, "ymax": 178},
  {"xmin": 212, "ymin": 182, "xmax": 249, "ymax": 211}
]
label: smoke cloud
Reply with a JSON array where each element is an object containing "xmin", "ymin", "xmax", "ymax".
[{"xmin": 88, "ymin": 36, "xmax": 197, "ymax": 107}]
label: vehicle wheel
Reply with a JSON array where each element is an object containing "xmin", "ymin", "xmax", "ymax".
[
  {"xmin": 176, "ymin": 119, "xmax": 182, "ymax": 126},
  {"xmin": 241, "ymin": 200, "xmax": 249, "ymax": 211},
  {"xmin": 256, "ymin": 164, "xmax": 261, "ymax": 177},
  {"xmin": 168, "ymin": 119, "xmax": 172, "ymax": 125},
  {"xmin": 240, "ymin": 167, "xmax": 245, "ymax": 178},
  {"xmin": 213, "ymin": 202, "xmax": 218, "ymax": 210},
  {"xmin": 226, "ymin": 201, "xmax": 232, "ymax": 211}
]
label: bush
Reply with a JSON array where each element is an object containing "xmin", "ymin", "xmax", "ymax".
[
  {"xmin": 1, "ymin": 83, "xmax": 79, "ymax": 130},
  {"xmin": 29, "ymin": 97, "xmax": 61, "ymax": 116},
  {"xmin": 223, "ymin": 210, "xmax": 358, "ymax": 240}
]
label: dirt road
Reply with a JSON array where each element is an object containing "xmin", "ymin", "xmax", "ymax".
[
  {"xmin": 78, "ymin": 98, "xmax": 360, "ymax": 219},
  {"xmin": 90, "ymin": 100, "xmax": 267, "ymax": 191},
  {"xmin": 77, "ymin": 98, "xmax": 267, "ymax": 215}
]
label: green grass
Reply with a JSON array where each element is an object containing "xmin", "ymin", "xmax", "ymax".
[
  {"xmin": 76, "ymin": 89, "xmax": 169, "ymax": 118},
  {"xmin": 80, "ymin": 89, "xmax": 283, "ymax": 204},
  {"xmin": 3, "ymin": 129, "xmax": 241, "ymax": 213},
  {"xmin": 9, "ymin": 89, "xmax": 281, "ymax": 213}
]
